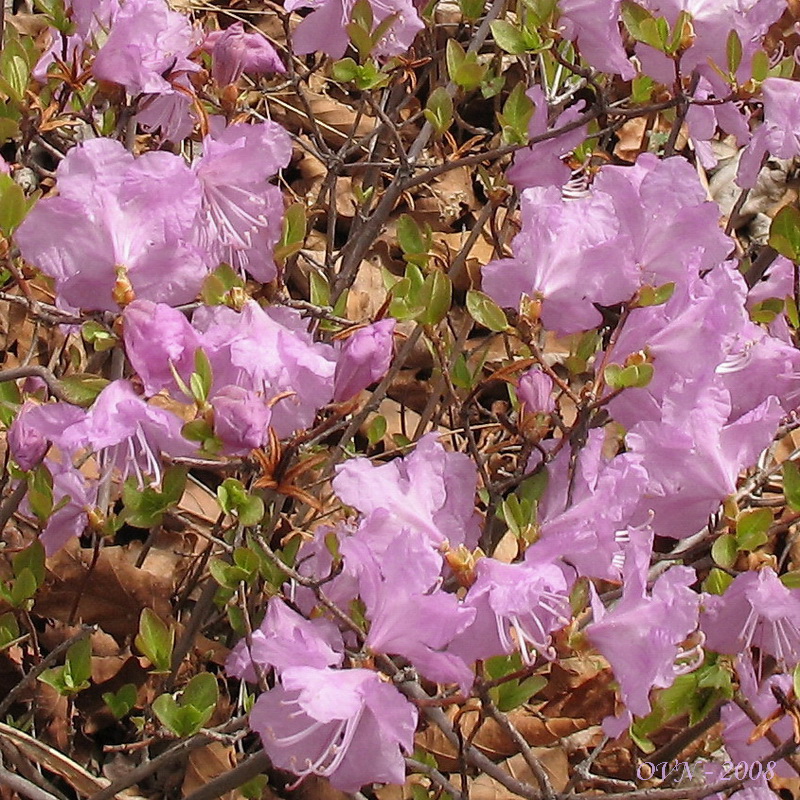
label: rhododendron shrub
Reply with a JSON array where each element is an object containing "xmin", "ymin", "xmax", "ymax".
[{"xmin": 4, "ymin": 0, "xmax": 800, "ymax": 797}]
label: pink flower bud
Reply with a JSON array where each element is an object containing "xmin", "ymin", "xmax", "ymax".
[{"xmin": 333, "ymin": 319, "xmax": 395, "ymax": 403}]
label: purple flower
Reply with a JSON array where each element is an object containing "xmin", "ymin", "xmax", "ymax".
[
  {"xmin": 250, "ymin": 666, "xmax": 417, "ymax": 792},
  {"xmin": 92, "ymin": 0, "xmax": 199, "ymax": 96},
  {"xmin": 558, "ymin": 0, "xmax": 635, "ymax": 80},
  {"xmin": 721, "ymin": 656, "xmax": 795, "ymax": 778},
  {"xmin": 191, "ymin": 300, "xmax": 336, "ymax": 436},
  {"xmin": 61, "ymin": 380, "xmax": 196, "ymax": 487},
  {"xmin": 123, "ymin": 300, "xmax": 201, "ymax": 396},
  {"xmin": 284, "ymin": 0, "xmax": 423, "ymax": 59},
  {"xmin": 8, "ymin": 401, "xmax": 86, "ymax": 471},
  {"xmin": 333, "ymin": 432, "xmax": 481, "ymax": 550},
  {"xmin": 226, "ymin": 596, "xmax": 343, "ymax": 683},
  {"xmin": 333, "ymin": 319, "xmax": 395, "ymax": 402},
  {"xmin": 211, "ymin": 385, "xmax": 271, "ymax": 454},
  {"xmin": 516, "ymin": 369, "xmax": 554, "ymax": 416},
  {"xmin": 594, "ymin": 154, "xmax": 733, "ymax": 287},
  {"xmin": 203, "ymin": 23, "xmax": 285, "ymax": 85},
  {"xmin": 587, "ymin": 531, "xmax": 699, "ymax": 733},
  {"xmin": 627, "ymin": 387, "xmax": 783, "ymax": 539},
  {"xmin": 701, "ymin": 568, "xmax": 800, "ymax": 667},
  {"xmin": 194, "ymin": 121, "xmax": 292, "ymax": 282},
  {"xmin": 16, "ymin": 139, "xmax": 207, "ymax": 312},
  {"xmin": 449, "ymin": 557, "xmax": 573, "ymax": 666},
  {"xmin": 505, "ymin": 86, "xmax": 587, "ymax": 191},
  {"xmin": 32, "ymin": 461, "xmax": 98, "ymax": 556},
  {"xmin": 481, "ymin": 185, "xmax": 635, "ymax": 334},
  {"xmin": 347, "ymin": 534, "xmax": 475, "ymax": 691},
  {"xmin": 739, "ymin": 78, "xmax": 800, "ymax": 188}
]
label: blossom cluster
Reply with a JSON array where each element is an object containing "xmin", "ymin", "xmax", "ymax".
[{"xmin": 5, "ymin": 0, "xmax": 800, "ymax": 795}]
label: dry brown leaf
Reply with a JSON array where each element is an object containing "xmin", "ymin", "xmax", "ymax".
[
  {"xmin": 416, "ymin": 706, "xmax": 585, "ymax": 770},
  {"xmin": 36, "ymin": 541, "xmax": 173, "ymax": 639},
  {"xmin": 182, "ymin": 742, "xmax": 238, "ymax": 800},
  {"xmin": 0, "ymin": 721, "xmax": 146, "ymax": 800},
  {"xmin": 452, "ymin": 749, "xmax": 570, "ymax": 799}
]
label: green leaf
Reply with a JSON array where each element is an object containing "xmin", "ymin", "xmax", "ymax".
[
  {"xmin": 200, "ymin": 263, "xmax": 245, "ymax": 306},
  {"xmin": 711, "ymin": 533, "xmax": 737, "ymax": 569},
  {"xmin": 417, "ymin": 270, "xmax": 452, "ymax": 325},
  {"xmin": 466, "ymin": 289, "xmax": 508, "ymax": 331},
  {"xmin": 458, "ymin": 0, "xmax": 484, "ymax": 21},
  {"xmin": 275, "ymin": 203, "xmax": 307, "ymax": 263},
  {"xmin": 0, "ymin": 612, "xmax": 20, "ymax": 650},
  {"xmin": 620, "ymin": 0, "xmax": 662, "ymax": 48},
  {"xmin": 332, "ymin": 57, "xmax": 360, "ymax": 82},
  {"xmin": 751, "ymin": 49, "xmax": 770, "ymax": 82},
  {"xmin": 239, "ymin": 494, "xmax": 265, "ymax": 527},
  {"xmin": 495, "ymin": 674, "xmax": 547, "ymax": 712},
  {"xmin": 397, "ymin": 214, "xmax": 430, "ymax": 257},
  {"xmin": 0, "ymin": 38, "xmax": 31, "ymax": 102},
  {"xmin": 769, "ymin": 205, "xmax": 800, "ymax": 262},
  {"xmin": 781, "ymin": 571, "xmax": 800, "ymax": 589},
  {"xmin": 63, "ymin": 636, "xmax": 92, "ymax": 691},
  {"xmin": 703, "ymin": 568, "xmax": 733, "ymax": 595},
  {"xmin": 27, "ymin": 464, "xmax": 53, "ymax": 522},
  {"xmin": 57, "ymin": 374, "xmax": 110, "ymax": 407},
  {"xmin": 14, "ymin": 540, "xmax": 45, "ymax": 587},
  {"xmin": 240, "ymin": 776, "xmax": 269, "ymax": 800},
  {"xmin": 181, "ymin": 672, "xmax": 219, "ymax": 714},
  {"xmin": 490, "ymin": 20, "xmax": 528, "ymax": 54},
  {"xmin": 735, "ymin": 507, "xmax": 771, "ymax": 551},
  {"xmin": 191, "ymin": 349, "xmax": 213, "ymax": 405},
  {"xmin": 0, "ymin": 179, "xmax": 26, "ymax": 236},
  {"xmin": 103, "ymin": 684, "xmax": 137, "ymax": 719},
  {"xmin": 497, "ymin": 83, "xmax": 533, "ymax": 145},
  {"xmin": 424, "ymin": 87, "xmax": 453, "ymax": 135},
  {"xmin": 604, "ymin": 362, "xmax": 654, "ymax": 390},
  {"xmin": 309, "ymin": 270, "xmax": 331, "ymax": 307},
  {"xmin": 446, "ymin": 38, "xmax": 466, "ymax": 80},
  {"xmin": 750, "ymin": 296, "xmax": 784, "ymax": 324},
  {"xmin": 635, "ymin": 282, "xmax": 675, "ymax": 308},
  {"xmin": 784, "ymin": 460, "xmax": 800, "ymax": 511},
  {"xmin": 367, "ymin": 415, "xmax": 387, "ymax": 445},
  {"xmin": 726, "ymin": 29, "xmax": 742, "ymax": 74},
  {"xmin": 135, "ymin": 608, "xmax": 174, "ymax": 673}
]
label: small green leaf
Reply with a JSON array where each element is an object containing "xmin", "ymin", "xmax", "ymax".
[
  {"xmin": 424, "ymin": 87, "xmax": 453, "ymax": 136},
  {"xmin": 604, "ymin": 362, "xmax": 654, "ymax": 390},
  {"xmin": 181, "ymin": 672, "xmax": 219, "ymax": 714},
  {"xmin": 735, "ymin": 507, "xmax": 771, "ymax": 551},
  {"xmin": 703, "ymin": 568, "xmax": 733, "ymax": 595},
  {"xmin": 750, "ymin": 296, "xmax": 784, "ymax": 324},
  {"xmin": 367, "ymin": 415, "xmax": 387, "ymax": 445},
  {"xmin": 63, "ymin": 636, "xmax": 92, "ymax": 691},
  {"xmin": 396, "ymin": 214, "xmax": 430, "ymax": 258},
  {"xmin": 783, "ymin": 460, "xmax": 800, "ymax": 511},
  {"xmin": 417, "ymin": 270, "xmax": 452, "ymax": 325},
  {"xmin": 490, "ymin": 20, "xmax": 528, "ymax": 54},
  {"xmin": 103, "ymin": 684, "xmax": 137, "ymax": 719},
  {"xmin": 57, "ymin": 374, "xmax": 110, "ymax": 407},
  {"xmin": 332, "ymin": 57, "xmax": 360, "ymax": 82},
  {"xmin": 13, "ymin": 540, "xmax": 45, "ymax": 587},
  {"xmin": 275, "ymin": 203, "xmax": 307, "ymax": 263},
  {"xmin": 769, "ymin": 206, "xmax": 800, "ymax": 263},
  {"xmin": 466, "ymin": 289, "xmax": 508, "ymax": 331},
  {"xmin": 620, "ymin": 0, "xmax": 662, "ymax": 49},
  {"xmin": 135, "ymin": 608, "xmax": 174, "ymax": 673},
  {"xmin": 711, "ymin": 533, "xmax": 737, "ymax": 569},
  {"xmin": 726, "ymin": 29, "xmax": 742, "ymax": 75},
  {"xmin": 458, "ymin": 0, "xmax": 484, "ymax": 21},
  {"xmin": 0, "ymin": 612, "xmax": 20, "ymax": 650},
  {"xmin": 497, "ymin": 82, "xmax": 533, "ymax": 145},
  {"xmin": 635, "ymin": 282, "xmax": 675, "ymax": 308},
  {"xmin": 781, "ymin": 571, "xmax": 800, "ymax": 589},
  {"xmin": 446, "ymin": 38, "xmax": 466, "ymax": 80},
  {"xmin": 751, "ymin": 49, "xmax": 770, "ymax": 82},
  {"xmin": 191, "ymin": 349, "xmax": 213, "ymax": 405},
  {"xmin": 0, "ymin": 179, "xmax": 26, "ymax": 236}
]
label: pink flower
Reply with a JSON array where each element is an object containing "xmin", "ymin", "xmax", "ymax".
[
  {"xmin": 450, "ymin": 557, "xmax": 573, "ymax": 666},
  {"xmin": 284, "ymin": 0, "xmax": 423, "ymax": 59},
  {"xmin": 16, "ymin": 139, "xmax": 207, "ymax": 311},
  {"xmin": 250, "ymin": 666, "xmax": 417, "ymax": 792},
  {"xmin": 92, "ymin": 0, "xmax": 199, "ymax": 96},
  {"xmin": 226, "ymin": 596, "xmax": 343, "ymax": 683},
  {"xmin": 333, "ymin": 432, "xmax": 481, "ymax": 550},
  {"xmin": 333, "ymin": 319, "xmax": 395, "ymax": 402},
  {"xmin": 516, "ymin": 369, "xmax": 554, "ymax": 416},
  {"xmin": 202, "ymin": 23, "xmax": 285, "ymax": 85},
  {"xmin": 505, "ymin": 86, "xmax": 587, "ymax": 191},
  {"xmin": 481, "ymin": 185, "xmax": 634, "ymax": 334},
  {"xmin": 558, "ymin": 0, "xmax": 635, "ymax": 80},
  {"xmin": 701, "ymin": 568, "xmax": 800, "ymax": 667},
  {"xmin": 587, "ymin": 532, "xmax": 699, "ymax": 735},
  {"xmin": 194, "ymin": 120, "xmax": 292, "ymax": 282}
]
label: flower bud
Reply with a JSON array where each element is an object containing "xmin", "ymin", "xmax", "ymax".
[{"xmin": 333, "ymin": 319, "xmax": 396, "ymax": 403}]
